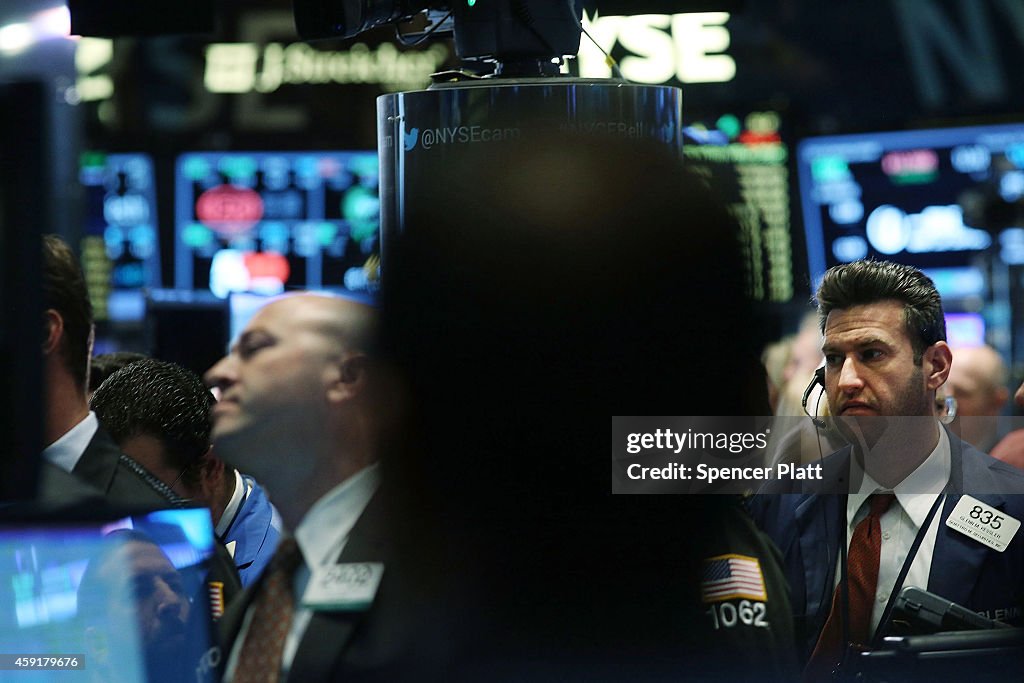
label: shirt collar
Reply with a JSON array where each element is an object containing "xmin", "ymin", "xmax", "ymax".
[
  {"xmin": 847, "ymin": 423, "xmax": 950, "ymax": 529},
  {"xmin": 42, "ymin": 412, "xmax": 98, "ymax": 473},
  {"xmin": 295, "ymin": 463, "xmax": 381, "ymax": 569},
  {"xmin": 216, "ymin": 469, "xmax": 246, "ymax": 539}
]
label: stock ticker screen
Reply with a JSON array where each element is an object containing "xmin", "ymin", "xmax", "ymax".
[
  {"xmin": 0, "ymin": 508, "xmax": 216, "ymax": 683},
  {"xmin": 79, "ymin": 152, "xmax": 161, "ymax": 322},
  {"xmin": 683, "ymin": 112, "xmax": 796, "ymax": 304},
  {"xmin": 173, "ymin": 151, "xmax": 381, "ymax": 299},
  {"xmin": 795, "ymin": 121, "xmax": 1024, "ymax": 299}
]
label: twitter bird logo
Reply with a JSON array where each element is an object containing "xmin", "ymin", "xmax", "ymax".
[{"xmin": 403, "ymin": 127, "xmax": 419, "ymax": 151}]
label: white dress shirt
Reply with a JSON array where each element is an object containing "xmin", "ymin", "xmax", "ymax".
[
  {"xmin": 840, "ymin": 424, "xmax": 950, "ymax": 635},
  {"xmin": 225, "ymin": 463, "xmax": 381, "ymax": 681},
  {"xmin": 217, "ymin": 469, "xmax": 247, "ymax": 543},
  {"xmin": 41, "ymin": 411, "xmax": 98, "ymax": 472}
]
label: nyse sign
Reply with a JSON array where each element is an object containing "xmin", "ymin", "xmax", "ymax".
[
  {"xmin": 75, "ymin": 9, "xmax": 732, "ymax": 134},
  {"xmin": 73, "ymin": 2, "xmax": 1024, "ymax": 136},
  {"xmin": 577, "ymin": 12, "xmax": 736, "ymax": 84}
]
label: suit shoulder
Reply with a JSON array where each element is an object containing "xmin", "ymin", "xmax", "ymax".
[
  {"xmin": 960, "ymin": 442, "xmax": 1024, "ymax": 495},
  {"xmin": 110, "ymin": 453, "xmax": 179, "ymax": 507},
  {"xmin": 746, "ymin": 492, "xmax": 811, "ymax": 535},
  {"xmin": 37, "ymin": 462, "xmax": 104, "ymax": 503}
]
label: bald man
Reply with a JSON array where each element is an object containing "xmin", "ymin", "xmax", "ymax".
[
  {"xmin": 946, "ymin": 345, "xmax": 1010, "ymax": 451},
  {"xmin": 205, "ymin": 293, "xmax": 403, "ymax": 682},
  {"xmin": 989, "ymin": 380, "xmax": 1024, "ymax": 470}
]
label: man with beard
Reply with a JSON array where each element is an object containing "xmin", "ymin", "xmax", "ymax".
[
  {"xmin": 751, "ymin": 259, "xmax": 1024, "ymax": 681},
  {"xmin": 77, "ymin": 530, "xmax": 205, "ymax": 683}
]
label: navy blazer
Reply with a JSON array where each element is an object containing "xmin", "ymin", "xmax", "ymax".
[
  {"xmin": 70, "ymin": 426, "xmax": 178, "ymax": 507},
  {"xmin": 750, "ymin": 431, "xmax": 1024, "ymax": 660}
]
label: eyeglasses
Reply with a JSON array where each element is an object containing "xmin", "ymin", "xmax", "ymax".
[{"xmin": 168, "ymin": 462, "xmax": 198, "ymax": 497}]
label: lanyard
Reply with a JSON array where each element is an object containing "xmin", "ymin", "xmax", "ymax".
[
  {"xmin": 834, "ymin": 492, "xmax": 946, "ymax": 659},
  {"xmin": 870, "ymin": 493, "xmax": 945, "ymax": 645}
]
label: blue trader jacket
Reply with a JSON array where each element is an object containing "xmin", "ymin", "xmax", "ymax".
[{"xmin": 221, "ymin": 474, "xmax": 283, "ymax": 587}]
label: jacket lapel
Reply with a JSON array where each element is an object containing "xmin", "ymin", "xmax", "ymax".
[
  {"xmin": 929, "ymin": 435, "xmax": 1007, "ymax": 604},
  {"xmin": 795, "ymin": 493, "xmax": 843, "ymax": 619},
  {"xmin": 224, "ymin": 480, "xmax": 271, "ymax": 570},
  {"xmin": 286, "ymin": 491, "xmax": 388, "ymax": 683},
  {"xmin": 71, "ymin": 427, "xmax": 119, "ymax": 493},
  {"xmin": 218, "ymin": 580, "xmax": 260, "ymax": 658},
  {"xmin": 928, "ymin": 496, "xmax": 993, "ymax": 605}
]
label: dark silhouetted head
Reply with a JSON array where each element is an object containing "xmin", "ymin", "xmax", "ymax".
[
  {"xmin": 378, "ymin": 131, "xmax": 767, "ymax": 675},
  {"xmin": 91, "ymin": 358, "xmax": 214, "ymax": 490},
  {"xmin": 89, "ymin": 351, "xmax": 149, "ymax": 394},
  {"xmin": 42, "ymin": 234, "xmax": 93, "ymax": 390}
]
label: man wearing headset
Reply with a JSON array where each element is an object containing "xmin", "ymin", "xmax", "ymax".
[{"xmin": 751, "ymin": 259, "xmax": 1024, "ymax": 680}]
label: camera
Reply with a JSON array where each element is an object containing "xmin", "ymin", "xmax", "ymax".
[{"xmin": 292, "ymin": 0, "xmax": 584, "ymax": 76}]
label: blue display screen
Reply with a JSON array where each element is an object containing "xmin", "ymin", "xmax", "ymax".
[
  {"xmin": 945, "ymin": 312, "xmax": 986, "ymax": 348},
  {"xmin": 796, "ymin": 122, "xmax": 1024, "ymax": 299},
  {"xmin": 79, "ymin": 152, "xmax": 161, "ymax": 322},
  {"xmin": 0, "ymin": 508, "xmax": 215, "ymax": 683},
  {"xmin": 174, "ymin": 151, "xmax": 381, "ymax": 299}
]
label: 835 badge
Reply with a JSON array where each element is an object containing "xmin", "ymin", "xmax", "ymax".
[{"xmin": 946, "ymin": 496, "xmax": 1020, "ymax": 552}]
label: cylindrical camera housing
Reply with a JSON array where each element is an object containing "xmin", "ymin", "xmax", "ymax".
[{"xmin": 377, "ymin": 78, "xmax": 683, "ymax": 270}]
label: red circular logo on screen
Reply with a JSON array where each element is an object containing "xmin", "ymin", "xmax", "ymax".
[
  {"xmin": 195, "ymin": 184, "xmax": 264, "ymax": 236},
  {"xmin": 243, "ymin": 251, "xmax": 290, "ymax": 284}
]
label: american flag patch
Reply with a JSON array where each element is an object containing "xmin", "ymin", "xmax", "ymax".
[
  {"xmin": 701, "ymin": 554, "xmax": 767, "ymax": 603},
  {"xmin": 209, "ymin": 581, "xmax": 225, "ymax": 620}
]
